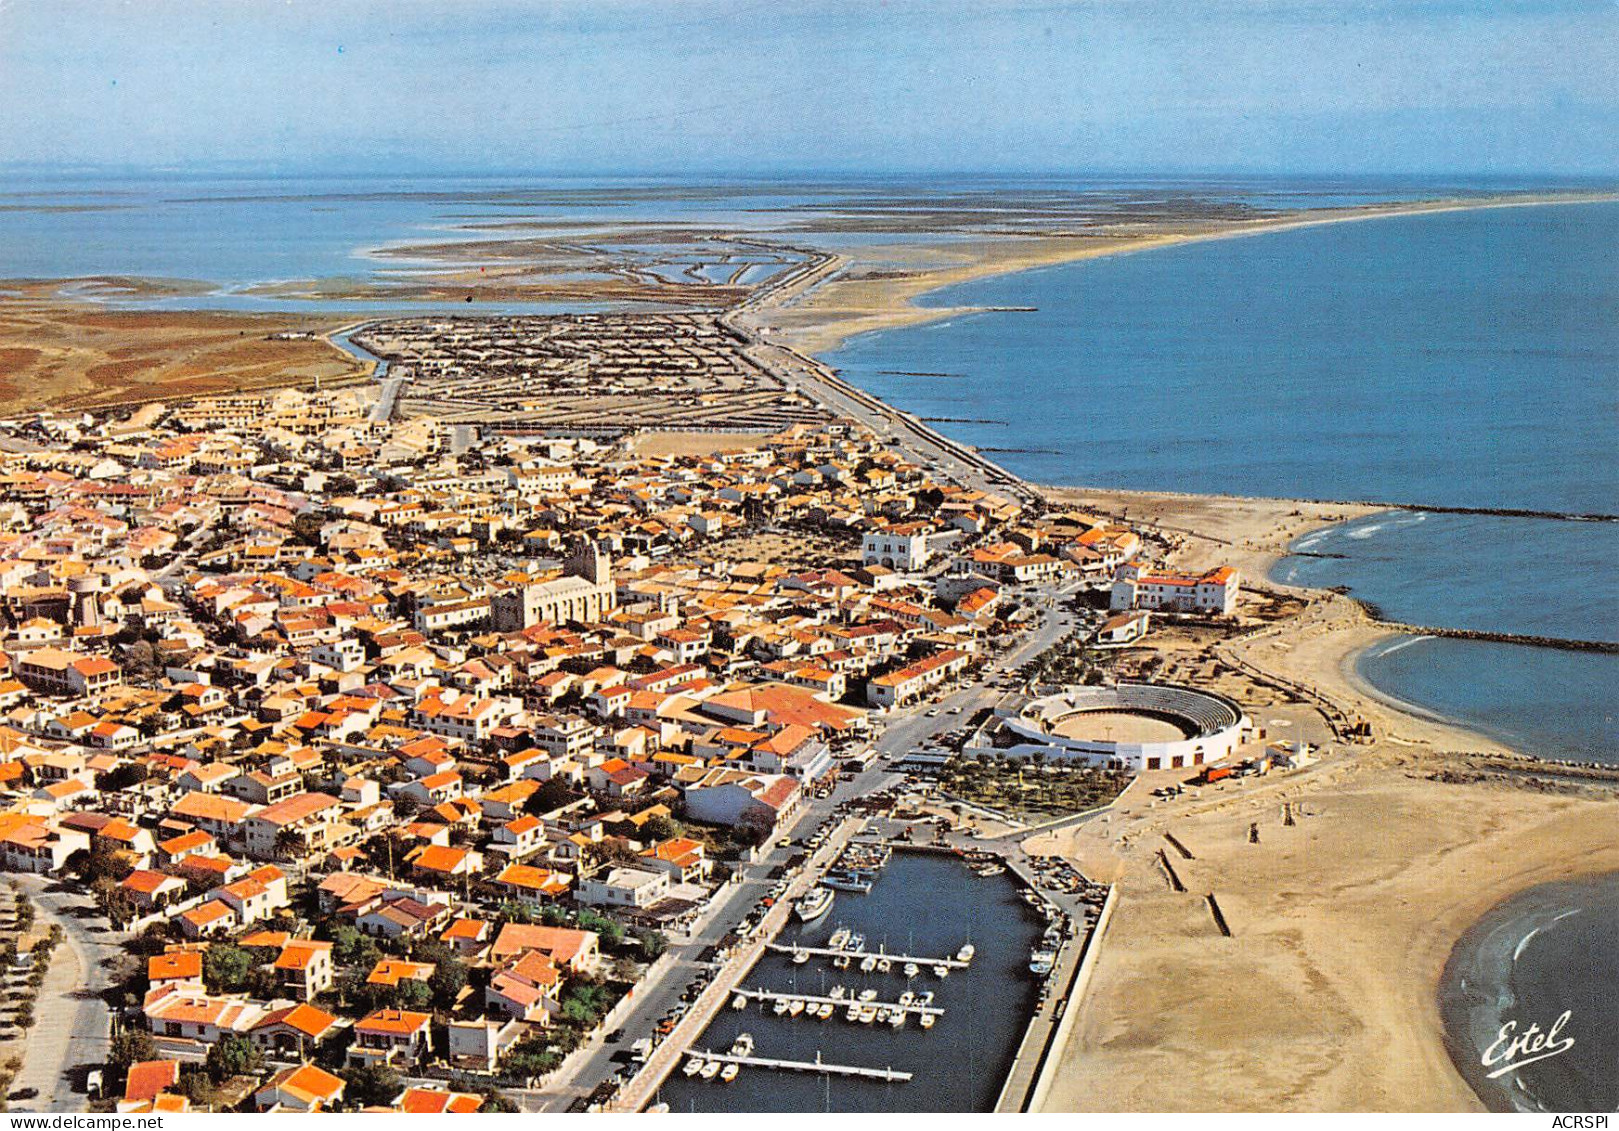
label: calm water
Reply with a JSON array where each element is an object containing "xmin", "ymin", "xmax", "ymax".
[
  {"xmin": 1279, "ymin": 510, "xmax": 1619, "ymax": 763},
  {"xmin": 657, "ymin": 852, "xmax": 1045, "ymax": 1113},
  {"xmin": 1355, "ymin": 636, "xmax": 1618, "ymax": 763},
  {"xmin": 822, "ymin": 201, "xmax": 1619, "ymax": 764},
  {"xmin": 1440, "ymin": 873, "xmax": 1619, "ymax": 1112}
]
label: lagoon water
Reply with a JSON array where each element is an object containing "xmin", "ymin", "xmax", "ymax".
[{"xmin": 823, "ymin": 202, "xmax": 1619, "ymax": 764}]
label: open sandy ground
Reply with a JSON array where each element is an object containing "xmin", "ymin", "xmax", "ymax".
[{"xmin": 0, "ymin": 292, "xmax": 364, "ymax": 414}]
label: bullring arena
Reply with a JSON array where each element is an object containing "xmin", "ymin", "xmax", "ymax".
[{"xmin": 991, "ymin": 682, "xmax": 1251, "ymax": 771}]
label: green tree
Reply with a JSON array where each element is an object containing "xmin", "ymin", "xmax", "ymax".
[
  {"xmin": 428, "ymin": 955, "xmax": 467, "ymax": 1010},
  {"xmin": 524, "ymin": 778, "xmax": 576, "ymax": 815},
  {"xmin": 339, "ymin": 1063, "xmax": 402, "ymax": 1109},
  {"xmin": 205, "ymin": 1034, "xmax": 261, "ymax": 1082},
  {"xmin": 203, "ymin": 943, "xmax": 254, "ymax": 993},
  {"xmin": 109, "ymin": 1028, "xmax": 158, "ymax": 1072},
  {"xmin": 641, "ymin": 815, "xmax": 682, "ymax": 842},
  {"xmin": 478, "ymin": 1091, "xmax": 519, "ymax": 1113}
]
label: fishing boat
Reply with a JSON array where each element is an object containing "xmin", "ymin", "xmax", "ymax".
[
  {"xmin": 1029, "ymin": 949, "xmax": 1055, "ymax": 976},
  {"xmin": 975, "ymin": 864, "xmax": 1005, "ymax": 877},
  {"xmin": 858, "ymin": 988, "xmax": 878, "ymax": 1002},
  {"xmin": 720, "ymin": 1063, "xmax": 740, "ymax": 1083},
  {"xmin": 859, "ymin": 1005, "xmax": 878, "ymax": 1024},
  {"xmin": 795, "ymin": 887, "xmax": 835, "ymax": 923},
  {"xmin": 876, "ymin": 1007, "xmax": 891, "ymax": 1024},
  {"xmin": 833, "ymin": 954, "xmax": 851, "ymax": 969},
  {"xmin": 876, "ymin": 957, "xmax": 892, "ymax": 974},
  {"xmin": 956, "ymin": 944, "xmax": 976, "ymax": 963},
  {"xmin": 845, "ymin": 1003, "xmax": 861, "ymax": 1022},
  {"xmin": 700, "ymin": 1060, "xmax": 720, "ymax": 1081},
  {"xmin": 788, "ymin": 998, "xmax": 805, "ymax": 1017},
  {"xmin": 933, "ymin": 963, "xmax": 950, "ymax": 978},
  {"xmin": 898, "ymin": 990, "xmax": 914, "ymax": 1007},
  {"xmin": 828, "ymin": 927, "xmax": 852, "ymax": 950},
  {"xmin": 792, "ymin": 948, "xmax": 809, "ymax": 965},
  {"xmin": 829, "ymin": 984, "xmax": 847, "ymax": 999},
  {"xmin": 822, "ymin": 873, "xmax": 874, "ymax": 893},
  {"xmin": 903, "ymin": 961, "xmax": 919, "ymax": 978},
  {"xmin": 919, "ymin": 1012, "xmax": 936, "ymax": 1030},
  {"xmin": 731, "ymin": 1033, "xmax": 755, "ymax": 1057},
  {"xmin": 773, "ymin": 997, "xmax": 790, "ymax": 1016},
  {"xmin": 817, "ymin": 1002, "xmax": 835, "ymax": 1019},
  {"xmin": 859, "ymin": 954, "xmax": 877, "ymax": 973},
  {"xmin": 917, "ymin": 991, "xmax": 935, "ymax": 1008},
  {"xmin": 731, "ymin": 993, "xmax": 748, "ymax": 1010},
  {"xmin": 684, "ymin": 1057, "xmax": 704, "ymax": 1077},
  {"xmin": 888, "ymin": 1009, "xmax": 906, "ymax": 1028},
  {"xmin": 848, "ymin": 933, "xmax": 866, "ymax": 951}
]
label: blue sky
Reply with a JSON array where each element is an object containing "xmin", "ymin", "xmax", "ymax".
[{"xmin": 1, "ymin": 0, "xmax": 1615, "ymax": 175}]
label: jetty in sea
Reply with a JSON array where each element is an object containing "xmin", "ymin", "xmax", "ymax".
[
  {"xmin": 692, "ymin": 1049, "xmax": 912, "ymax": 1082},
  {"xmin": 765, "ymin": 942, "xmax": 970, "ymax": 969}
]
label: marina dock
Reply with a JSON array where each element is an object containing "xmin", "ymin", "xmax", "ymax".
[
  {"xmin": 607, "ymin": 815, "xmax": 869, "ymax": 1112},
  {"xmin": 733, "ymin": 987, "xmax": 944, "ymax": 1017},
  {"xmin": 765, "ymin": 942, "xmax": 970, "ymax": 969},
  {"xmin": 693, "ymin": 1050, "xmax": 913, "ymax": 1083}
]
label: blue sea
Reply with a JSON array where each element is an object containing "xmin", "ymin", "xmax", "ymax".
[{"xmin": 824, "ymin": 201, "xmax": 1619, "ymax": 765}]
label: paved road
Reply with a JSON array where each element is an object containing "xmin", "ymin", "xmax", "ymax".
[{"xmin": 9, "ymin": 876, "xmax": 120, "ymax": 1112}]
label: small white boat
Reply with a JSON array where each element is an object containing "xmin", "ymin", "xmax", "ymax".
[
  {"xmin": 849, "ymin": 933, "xmax": 866, "ymax": 951},
  {"xmin": 829, "ymin": 927, "xmax": 852, "ymax": 950},
  {"xmin": 731, "ymin": 1033, "xmax": 755, "ymax": 1057},
  {"xmin": 918, "ymin": 990, "xmax": 935, "ymax": 1007},
  {"xmin": 788, "ymin": 999, "xmax": 805, "ymax": 1017},
  {"xmin": 796, "ymin": 887, "xmax": 835, "ymax": 923},
  {"xmin": 684, "ymin": 1057, "xmax": 704, "ymax": 1077},
  {"xmin": 903, "ymin": 961, "xmax": 919, "ymax": 978},
  {"xmin": 888, "ymin": 1009, "xmax": 905, "ymax": 1028},
  {"xmin": 833, "ymin": 954, "xmax": 850, "ymax": 969},
  {"xmin": 876, "ymin": 958, "xmax": 891, "ymax": 974},
  {"xmin": 859, "ymin": 955, "xmax": 877, "ymax": 973},
  {"xmin": 919, "ymin": 1012, "xmax": 936, "ymax": 1030},
  {"xmin": 845, "ymin": 1003, "xmax": 861, "ymax": 1022},
  {"xmin": 898, "ymin": 991, "xmax": 914, "ymax": 1007},
  {"xmin": 720, "ymin": 1063, "xmax": 740, "ymax": 1083},
  {"xmin": 792, "ymin": 948, "xmax": 809, "ymax": 965},
  {"xmin": 773, "ymin": 997, "xmax": 790, "ymax": 1016},
  {"xmin": 731, "ymin": 993, "xmax": 748, "ymax": 1010},
  {"xmin": 817, "ymin": 1002, "xmax": 835, "ymax": 1019},
  {"xmin": 957, "ymin": 944, "xmax": 976, "ymax": 963},
  {"xmin": 876, "ymin": 1007, "xmax": 891, "ymax": 1024},
  {"xmin": 933, "ymin": 964, "xmax": 950, "ymax": 978},
  {"xmin": 829, "ymin": 984, "xmax": 847, "ymax": 999},
  {"xmin": 858, "ymin": 988, "xmax": 878, "ymax": 1002},
  {"xmin": 700, "ymin": 1060, "xmax": 720, "ymax": 1081},
  {"xmin": 859, "ymin": 1005, "xmax": 878, "ymax": 1023}
]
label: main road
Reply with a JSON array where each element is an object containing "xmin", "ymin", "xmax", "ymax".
[{"xmin": 9, "ymin": 876, "xmax": 121, "ymax": 1111}]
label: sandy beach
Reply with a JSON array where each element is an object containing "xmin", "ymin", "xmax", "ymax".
[{"xmin": 1015, "ymin": 487, "xmax": 1618, "ymax": 1111}]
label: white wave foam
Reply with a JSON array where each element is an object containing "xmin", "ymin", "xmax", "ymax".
[{"xmin": 1373, "ymin": 634, "xmax": 1435, "ymax": 658}]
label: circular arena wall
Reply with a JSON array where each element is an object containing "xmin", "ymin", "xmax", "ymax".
[{"xmin": 1001, "ymin": 682, "xmax": 1249, "ymax": 772}]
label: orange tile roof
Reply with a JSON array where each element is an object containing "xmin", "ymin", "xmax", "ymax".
[
  {"xmin": 147, "ymin": 951, "xmax": 202, "ymax": 982},
  {"xmin": 354, "ymin": 1007, "xmax": 431, "ymax": 1036}
]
